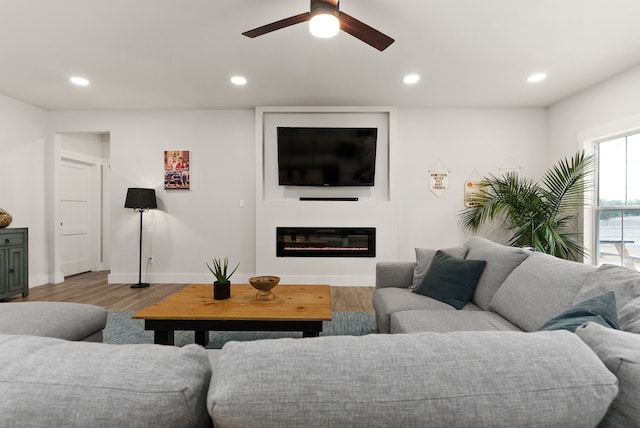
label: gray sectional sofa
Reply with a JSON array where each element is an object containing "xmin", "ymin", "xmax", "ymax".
[
  {"xmin": 1, "ymin": 237, "xmax": 639, "ymax": 427},
  {"xmin": 373, "ymin": 236, "xmax": 640, "ymax": 427}
]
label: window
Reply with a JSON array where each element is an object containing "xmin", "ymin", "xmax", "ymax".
[{"xmin": 595, "ymin": 132, "xmax": 640, "ymax": 270}]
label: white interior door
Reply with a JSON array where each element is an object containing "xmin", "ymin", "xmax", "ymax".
[{"xmin": 61, "ymin": 159, "xmax": 93, "ymax": 276}]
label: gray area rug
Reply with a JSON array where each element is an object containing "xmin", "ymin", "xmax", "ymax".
[{"xmin": 104, "ymin": 310, "xmax": 377, "ymax": 349}]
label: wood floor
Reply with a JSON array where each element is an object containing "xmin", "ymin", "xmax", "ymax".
[{"xmin": 7, "ymin": 271, "xmax": 375, "ymax": 313}]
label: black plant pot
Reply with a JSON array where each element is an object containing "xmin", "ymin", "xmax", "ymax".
[{"xmin": 214, "ymin": 281, "xmax": 231, "ymax": 300}]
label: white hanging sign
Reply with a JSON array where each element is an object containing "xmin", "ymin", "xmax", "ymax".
[{"xmin": 429, "ymin": 171, "xmax": 449, "ymax": 197}]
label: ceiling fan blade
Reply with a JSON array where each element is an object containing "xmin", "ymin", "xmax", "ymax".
[
  {"xmin": 339, "ymin": 11, "xmax": 394, "ymax": 51},
  {"xmin": 242, "ymin": 13, "xmax": 310, "ymax": 38}
]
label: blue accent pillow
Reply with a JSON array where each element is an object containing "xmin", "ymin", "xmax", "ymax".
[
  {"xmin": 413, "ymin": 250, "xmax": 487, "ymax": 310},
  {"xmin": 538, "ymin": 291, "xmax": 619, "ymax": 332}
]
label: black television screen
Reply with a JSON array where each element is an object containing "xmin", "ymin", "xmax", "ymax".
[{"xmin": 277, "ymin": 127, "xmax": 377, "ymax": 186}]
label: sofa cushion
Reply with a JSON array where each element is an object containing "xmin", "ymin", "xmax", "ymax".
[
  {"xmin": 0, "ymin": 335, "xmax": 212, "ymax": 428},
  {"xmin": 619, "ymin": 296, "xmax": 640, "ymax": 334},
  {"xmin": 390, "ymin": 309, "xmax": 521, "ymax": 334},
  {"xmin": 413, "ymin": 250, "xmax": 486, "ymax": 309},
  {"xmin": 411, "ymin": 246, "xmax": 468, "ymax": 289},
  {"xmin": 208, "ymin": 330, "xmax": 617, "ymax": 427},
  {"xmin": 0, "ymin": 301, "xmax": 107, "ymax": 341},
  {"xmin": 488, "ymin": 251, "xmax": 595, "ymax": 331},
  {"xmin": 372, "ymin": 287, "xmax": 481, "ymax": 333},
  {"xmin": 574, "ymin": 263, "xmax": 640, "ymax": 308},
  {"xmin": 538, "ymin": 291, "xmax": 619, "ymax": 332},
  {"xmin": 576, "ymin": 322, "xmax": 640, "ymax": 428},
  {"xmin": 463, "ymin": 236, "xmax": 530, "ymax": 310}
]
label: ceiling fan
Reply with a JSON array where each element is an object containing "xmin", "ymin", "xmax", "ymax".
[{"xmin": 242, "ymin": 0, "xmax": 394, "ymax": 51}]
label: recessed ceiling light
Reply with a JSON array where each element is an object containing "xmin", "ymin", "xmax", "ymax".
[
  {"xmin": 69, "ymin": 76, "xmax": 90, "ymax": 86},
  {"xmin": 526, "ymin": 73, "xmax": 547, "ymax": 83},
  {"xmin": 230, "ymin": 76, "xmax": 247, "ymax": 86},
  {"xmin": 403, "ymin": 74, "xmax": 420, "ymax": 84}
]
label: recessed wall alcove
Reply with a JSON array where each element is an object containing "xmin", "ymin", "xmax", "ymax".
[{"xmin": 254, "ymin": 107, "xmax": 398, "ymax": 286}]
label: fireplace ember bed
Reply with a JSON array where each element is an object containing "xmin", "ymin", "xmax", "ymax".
[{"xmin": 276, "ymin": 227, "xmax": 376, "ymax": 258}]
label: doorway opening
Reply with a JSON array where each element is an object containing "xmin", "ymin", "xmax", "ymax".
[{"xmin": 59, "ymin": 132, "xmax": 111, "ymax": 278}]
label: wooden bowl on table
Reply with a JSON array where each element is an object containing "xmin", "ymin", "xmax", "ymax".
[{"xmin": 248, "ymin": 275, "xmax": 280, "ymax": 301}]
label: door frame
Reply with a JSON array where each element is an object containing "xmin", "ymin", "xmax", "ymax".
[{"xmin": 50, "ymin": 133, "xmax": 110, "ymax": 283}]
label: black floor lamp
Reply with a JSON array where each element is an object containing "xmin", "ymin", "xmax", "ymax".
[{"xmin": 124, "ymin": 188, "xmax": 158, "ymax": 289}]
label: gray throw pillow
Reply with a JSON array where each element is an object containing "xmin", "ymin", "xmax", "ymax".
[
  {"xmin": 411, "ymin": 246, "xmax": 468, "ymax": 289},
  {"xmin": 538, "ymin": 291, "xmax": 619, "ymax": 332},
  {"xmin": 413, "ymin": 250, "xmax": 486, "ymax": 310}
]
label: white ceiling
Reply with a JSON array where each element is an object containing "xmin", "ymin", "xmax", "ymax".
[{"xmin": 1, "ymin": 0, "xmax": 640, "ymax": 111}]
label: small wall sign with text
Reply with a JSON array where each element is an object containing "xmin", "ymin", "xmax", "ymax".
[
  {"xmin": 429, "ymin": 171, "xmax": 449, "ymax": 197},
  {"xmin": 464, "ymin": 181, "xmax": 484, "ymax": 207}
]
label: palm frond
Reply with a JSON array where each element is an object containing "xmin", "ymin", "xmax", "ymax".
[{"xmin": 457, "ymin": 151, "xmax": 594, "ymax": 260}]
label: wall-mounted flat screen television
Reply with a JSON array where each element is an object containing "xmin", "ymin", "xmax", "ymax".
[{"xmin": 277, "ymin": 127, "xmax": 377, "ymax": 186}]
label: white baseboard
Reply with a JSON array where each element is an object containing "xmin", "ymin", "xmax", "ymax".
[{"xmin": 28, "ymin": 273, "xmax": 55, "ymax": 287}]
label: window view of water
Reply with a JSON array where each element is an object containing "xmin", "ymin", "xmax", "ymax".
[{"xmin": 597, "ymin": 133, "xmax": 640, "ymax": 271}]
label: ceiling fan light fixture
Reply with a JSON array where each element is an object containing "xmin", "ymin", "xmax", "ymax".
[
  {"xmin": 309, "ymin": 13, "xmax": 340, "ymax": 38},
  {"xmin": 309, "ymin": 1, "xmax": 340, "ymax": 39}
]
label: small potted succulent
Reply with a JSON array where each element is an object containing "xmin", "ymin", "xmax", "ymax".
[{"xmin": 207, "ymin": 257, "xmax": 239, "ymax": 300}]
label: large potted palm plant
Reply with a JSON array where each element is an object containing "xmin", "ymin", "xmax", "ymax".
[{"xmin": 458, "ymin": 151, "xmax": 594, "ymax": 260}]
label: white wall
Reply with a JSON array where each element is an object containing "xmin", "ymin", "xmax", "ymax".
[
  {"xmin": 49, "ymin": 110, "xmax": 256, "ymax": 284},
  {"xmin": 0, "ymin": 94, "xmax": 48, "ymax": 286},
  {"xmin": 0, "ymin": 103, "xmax": 544, "ymax": 287},
  {"xmin": 396, "ymin": 109, "xmax": 548, "ymax": 260},
  {"xmin": 45, "ymin": 107, "xmax": 548, "ymax": 285},
  {"xmin": 547, "ymin": 64, "xmax": 640, "ymax": 161}
]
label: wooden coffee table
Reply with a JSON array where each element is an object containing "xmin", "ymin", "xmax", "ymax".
[{"xmin": 132, "ymin": 283, "xmax": 332, "ymax": 346}]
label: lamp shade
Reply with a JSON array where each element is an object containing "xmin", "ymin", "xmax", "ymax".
[{"xmin": 124, "ymin": 188, "xmax": 157, "ymax": 210}]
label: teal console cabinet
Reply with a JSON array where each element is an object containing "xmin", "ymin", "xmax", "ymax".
[{"xmin": 0, "ymin": 228, "xmax": 28, "ymax": 299}]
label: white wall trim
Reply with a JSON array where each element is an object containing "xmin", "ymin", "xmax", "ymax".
[{"xmin": 577, "ymin": 113, "xmax": 640, "ymax": 143}]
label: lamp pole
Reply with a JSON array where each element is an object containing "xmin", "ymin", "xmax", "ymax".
[{"xmin": 131, "ymin": 208, "xmax": 148, "ymax": 288}]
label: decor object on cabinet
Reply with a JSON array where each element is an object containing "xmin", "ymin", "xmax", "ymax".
[
  {"xmin": 124, "ymin": 188, "xmax": 158, "ymax": 289},
  {"xmin": 207, "ymin": 257, "xmax": 240, "ymax": 300},
  {"xmin": 249, "ymin": 275, "xmax": 280, "ymax": 301},
  {"xmin": 164, "ymin": 150, "xmax": 190, "ymax": 189},
  {"xmin": 0, "ymin": 209, "xmax": 12, "ymax": 228},
  {"xmin": 458, "ymin": 151, "xmax": 594, "ymax": 260},
  {"xmin": 0, "ymin": 228, "xmax": 28, "ymax": 299}
]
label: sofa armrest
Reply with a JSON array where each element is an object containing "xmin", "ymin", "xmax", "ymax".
[{"xmin": 375, "ymin": 262, "xmax": 416, "ymax": 289}]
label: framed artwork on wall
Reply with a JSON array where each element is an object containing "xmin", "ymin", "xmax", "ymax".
[{"xmin": 164, "ymin": 150, "xmax": 190, "ymax": 189}]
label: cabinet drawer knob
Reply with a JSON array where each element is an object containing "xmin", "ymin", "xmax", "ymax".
[
  {"xmin": 4, "ymin": 239, "xmax": 9, "ymax": 244},
  {"xmin": 9, "ymin": 268, "xmax": 15, "ymax": 274}
]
